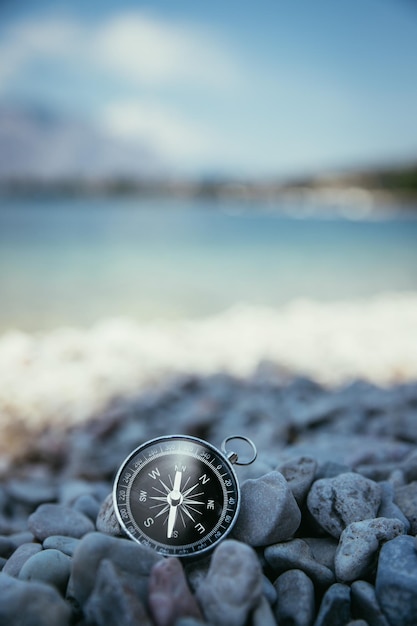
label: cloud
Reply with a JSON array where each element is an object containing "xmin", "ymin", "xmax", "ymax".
[{"xmin": 0, "ymin": 11, "xmax": 241, "ymax": 91}]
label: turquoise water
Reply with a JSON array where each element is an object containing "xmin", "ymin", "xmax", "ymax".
[{"xmin": 0, "ymin": 196, "xmax": 416, "ymax": 332}]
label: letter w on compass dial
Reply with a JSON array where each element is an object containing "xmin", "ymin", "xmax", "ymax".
[{"xmin": 128, "ymin": 453, "xmax": 226, "ymax": 549}]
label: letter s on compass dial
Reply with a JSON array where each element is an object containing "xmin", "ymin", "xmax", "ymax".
[{"xmin": 113, "ymin": 435, "xmax": 240, "ymax": 557}]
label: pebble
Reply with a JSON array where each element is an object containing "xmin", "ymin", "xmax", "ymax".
[
  {"xmin": 84, "ymin": 558, "xmax": 152, "ymax": 626},
  {"xmin": 265, "ymin": 539, "xmax": 334, "ymax": 587},
  {"xmin": 277, "ymin": 456, "xmax": 317, "ymax": 506},
  {"xmin": 43, "ymin": 535, "xmax": 80, "ymax": 556},
  {"xmin": 232, "ymin": 471, "xmax": 301, "ymax": 546},
  {"xmin": 313, "ymin": 583, "xmax": 351, "ymax": 626},
  {"xmin": 351, "ymin": 580, "xmax": 390, "ymax": 626},
  {"xmin": 2, "ymin": 542, "xmax": 42, "ymax": 577},
  {"xmin": 303, "ymin": 537, "xmax": 338, "ymax": 572},
  {"xmin": 18, "ymin": 548, "xmax": 71, "ymax": 594},
  {"xmin": 96, "ymin": 492, "xmax": 123, "ymax": 536},
  {"xmin": 28, "ymin": 503, "xmax": 95, "ymax": 540},
  {"xmin": 72, "ymin": 493, "xmax": 101, "ymax": 521},
  {"xmin": 6, "ymin": 479, "xmax": 57, "ymax": 507},
  {"xmin": 71, "ymin": 532, "xmax": 162, "ymax": 606},
  {"xmin": 335, "ymin": 517, "xmax": 405, "ymax": 582},
  {"xmin": 307, "ymin": 473, "xmax": 382, "ymax": 538},
  {"xmin": 0, "ymin": 536, "xmax": 16, "ymax": 558},
  {"xmin": 377, "ymin": 481, "xmax": 410, "ymax": 530},
  {"xmin": 196, "ymin": 540, "xmax": 263, "ymax": 626},
  {"xmin": 251, "ymin": 595, "xmax": 277, "ymax": 626},
  {"xmin": 148, "ymin": 558, "xmax": 203, "ymax": 626},
  {"xmin": 393, "ymin": 481, "xmax": 417, "ymax": 535},
  {"xmin": 375, "ymin": 535, "xmax": 417, "ymax": 626},
  {"xmin": 0, "ymin": 572, "xmax": 71, "ymax": 625},
  {"xmin": 273, "ymin": 569, "xmax": 315, "ymax": 626}
]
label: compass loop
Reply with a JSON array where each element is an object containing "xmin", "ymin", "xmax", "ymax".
[{"xmin": 221, "ymin": 436, "xmax": 257, "ymax": 466}]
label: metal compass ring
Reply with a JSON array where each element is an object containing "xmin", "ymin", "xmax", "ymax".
[{"xmin": 221, "ymin": 436, "xmax": 257, "ymax": 466}]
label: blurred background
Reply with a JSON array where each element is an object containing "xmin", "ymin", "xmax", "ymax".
[{"xmin": 0, "ymin": 0, "xmax": 417, "ymax": 446}]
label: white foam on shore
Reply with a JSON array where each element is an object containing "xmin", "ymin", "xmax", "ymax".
[{"xmin": 0, "ymin": 292, "xmax": 416, "ymax": 433}]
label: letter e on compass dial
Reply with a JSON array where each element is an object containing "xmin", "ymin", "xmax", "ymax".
[{"xmin": 113, "ymin": 435, "xmax": 240, "ymax": 557}]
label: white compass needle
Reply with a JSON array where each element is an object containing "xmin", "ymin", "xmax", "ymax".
[{"xmin": 167, "ymin": 470, "xmax": 182, "ymax": 539}]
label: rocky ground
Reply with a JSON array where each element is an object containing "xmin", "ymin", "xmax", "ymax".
[{"xmin": 1, "ymin": 369, "xmax": 417, "ymax": 625}]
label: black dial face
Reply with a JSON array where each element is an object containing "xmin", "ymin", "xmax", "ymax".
[{"xmin": 113, "ymin": 435, "xmax": 240, "ymax": 557}]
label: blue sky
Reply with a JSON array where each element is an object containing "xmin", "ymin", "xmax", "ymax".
[{"xmin": 1, "ymin": 0, "xmax": 416, "ymax": 178}]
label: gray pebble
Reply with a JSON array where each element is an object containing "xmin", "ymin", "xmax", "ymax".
[
  {"xmin": 19, "ymin": 548, "xmax": 71, "ymax": 594},
  {"xmin": 28, "ymin": 503, "xmax": 95, "ymax": 540},
  {"xmin": 277, "ymin": 456, "xmax": 317, "ymax": 506},
  {"xmin": 303, "ymin": 537, "xmax": 338, "ymax": 572},
  {"xmin": 315, "ymin": 462, "xmax": 352, "ymax": 480},
  {"xmin": 378, "ymin": 481, "xmax": 410, "ymax": 531},
  {"xmin": 71, "ymin": 532, "xmax": 162, "ymax": 606},
  {"xmin": 43, "ymin": 535, "xmax": 80, "ymax": 556},
  {"xmin": 313, "ymin": 583, "xmax": 351, "ymax": 626},
  {"xmin": 9, "ymin": 531, "xmax": 35, "ymax": 547},
  {"xmin": 264, "ymin": 539, "xmax": 334, "ymax": 587},
  {"xmin": 335, "ymin": 517, "xmax": 405, "ymax": 583},
  {"xmin": 6, "ymin": 479, "xmax": 57, "ymax": 507},
  {"xmin": 84, "ymin": 558, "xmax": 152, "ymax": 626},
  {"xmin": 375, "ymin": 535, "xmax": 417, "ymax": 626},
  {"xmin": 72, "ymin": 493, "xmax": 100, "ymax": 521},
  {"xmin": 274, "ymin": 569, "xmax": 315, "ymax": 626},
  {"xmin": 0, "ymin": 572, "xmax": 71, "ymax": 625},
  {"xmin": 3, "ymin": 542, "xmax": 42, "ymax": 577},
  {"xmin": 251, "ymin": 595, "xmax": 277, "ymax": 626},
  {"xmin": 232, "ymin": 471, "xmax": 301, "ymax": 546},
  {"xmin": 393, "ymin": 481, "xmax": 417, "ymax": 534},
  {"xmin": 401, "ymin": 449, "xmax": 417, "ymax": 482},
  {"xmin": 196, "ymin": 539, "xmax": 263, "ymax": 626},
  {"xmin": 0, "ymin": 536, "xmax": 16, "ymax": 558},
  {"xmin": 262, "ymin": 575, "xmax": 277, "ymax": 605},
  {"xmin": 351, "ymin": 580, "xmax": 390, "ymax": 626},
  {"xmin": 0, "ymin": 556, "xmax": 7, "ymax": 570},
  {"xmin": 96, "ymin": 492, "xmax": 123, "ymax": 536},
  {"xmin": 307, "ymin": 473, "xmax": 382, "ymax": 538}
]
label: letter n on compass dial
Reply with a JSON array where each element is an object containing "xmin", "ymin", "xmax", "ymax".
[{"xmin": 113, "ymin": 435, "xmax": 240, "ymax": 557}]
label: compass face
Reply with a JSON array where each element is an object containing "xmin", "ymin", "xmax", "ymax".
[{"xmin": 113, "ymin": 435, "xmax": 240, "ymax": 557}]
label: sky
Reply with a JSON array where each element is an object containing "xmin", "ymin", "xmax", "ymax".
[{"xmin": 0, "ymin": 0, "xmax": 417, "ymax": 179}]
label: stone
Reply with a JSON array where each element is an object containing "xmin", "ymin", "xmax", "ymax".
[
  {"xmin": 0, "ymin": 572, "xmax": 71, "ymax": 625},
  {"xmin": 262, "ymin": 575, "xmax": 277, "ymax": 605},
  {"xmin": 375, "ymin": 535, "xmax": 417, "ymax": 626},
  {"xmin": 18, "ymin": 548, "xmax": 71, "ymax": 594},
  {"xmin": 303, "ymin": 537, "xmax": 338, "ymax": 572},
  {"xmin": 2, "ymin": 542, "xmax": 42, "ymax": 577},
  {"xmin": 277, "ymin": 456, "xmax": 317, "ymax": 506},
  {"xmin": 6, "ymin": 479, "xmax": 57, "ymax": 507},
  {"xmin": 264, "ymin": 539, "xmax": 334, "ymax": 587},
  {"xmin": 28, "ymin": 503, "xmax": 95, "ymax": 540},
  {"xmin": 394, "ymin": 481, "xmax": 417, "ymax": 535},
  {"xmin": 335, "ymin": 518, "xmax": 405, "ymax": 583},
  {"xmin": 96, "ymin": 492, "xmax": 123, "ymax": 536},
  {"xmin": 84, "ymin": 558, "xmax": 152, "ymax": 626},
  {"xmin": 351, "ymin": 581, "xmax": 390, "ymax": 626},
  {"xmin": 72, "ymin": 493, "xmax": 100, "ymax": 521},
  {"xmin": 71, "ymin": 532, "xmax": 162, "ymax": 606},
  {"xmin": 148, "ymin": 558, "xmax": 203, "ymax": 626},
  {"xmin": 377, "ymin": 481, "xmax": 410, "ymax": 531},
  {"xmin": 314, "ymin": 583, "xmax": 351, "ymax": 626},
  {"xmin": 0, "ymin": 536, "xmax": 16, "ymax": 558},
  {"xmin": 273, "ymin": 569, "xmax": 315, "ymax": 626},
  {"xmin": 43, "ymin": 535, "xmax": 80, "ymax": 556},
  {"xmin": 9, "ymin": 531, "xmax": 35, "ymax": 548},
  {"xmin": 196, "ymin": 539, "xmax": 263, "ymax": 626},
  {"xmin": 251, "ymin": 595, "xmax": 277, "ymax": 626},
  {"xmin": 232, "ymin": 471, "xmax": 301, "ymax": 546},
  {"xmin": 307, "ymin": 473, "xmax": 382, "ymax": 539}
]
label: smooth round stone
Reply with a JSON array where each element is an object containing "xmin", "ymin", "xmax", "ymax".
[
  {"xmin": 0, "ymin": 536, "xmax": 16, "ymax": 559},
  {"xmin": 273, "ymin": 569, "xmax": 315, "ymax": 626},
  {"xmin": 251, "ymin": 595, "xmax": 276, "ymax": 626},
  {"xmin": 0, "ymin": 572, "xmax": 71, "ymax": 625},
  {"xmin": 28, "ymin": 503, "xmax": 95, "ymax": 540},
  {"xmin": 196, "ymin": 540, "xmax": 263, "ymax": 626},
  {"xmin": 351, "ymin": 581, "xmax": 390, "ymax": 626},
  {"xmin": 335, "ymin": 518, "xmax": 405, "ymax": 583},
  {"xmin": 377, "ymin": 481, "xmax": 410, "ymax": 531},
  {"xmin": 393, "ymin": 481, "xmax": 417, "ymax": 535},
  {"xmin": 43, "ymin": 535, "xmax": 80, "ymax": 556},
  {"xmin": 19, "ymin": 548, "xmax": 71, "ymax": 594},
  {"xmin": 72, "ymin": 494, "xmax": 100, "ymax": 522},
  {"xmin": 3, "ymin": 542, "xmax": 42, "ymax": 577},
  {"xmin": 9, "ymin": 531, "xmax": 35, "ymax": 548},
  {"xmin": 375, "ymin": 535, "xmax": 417, "ymax": 626},
  {"xmin": 6, "ymin": 479, "xmax": 57, "ymax": 507},
  {"xmin": 71, "ymin": 532, "xmax": 163, "ymax": 606},
  {"xmin": 314, "ymin": 583, "xmax": 351, "ymax": 626},
  {"xmin": 303, "ymin": 537, "xmax": 338, "ymax": 572},
  {"xmin": 307, "ymin": 473, "xmax": 382, "ymax": 538},
  {"xmin": 232, "ymin": 471, "xmax": 301, "ymax": 546},
  {"xmin": 96, "ymin": 493, "xmax": 122, "ymax": 536},
  {"xmin": 264, "ymin": 539, "xmax": 334, "ymax": 587},
  {"xmin": 277, "ymin": 456, "xmax": 317, "ymax": 506},
  {"xmin": 84, "ymin": 558, "xmax": 152, "ymax": 626}
]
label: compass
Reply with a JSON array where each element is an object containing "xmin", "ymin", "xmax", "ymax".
[{"xmin": 113, "ymin": 434, "xmax": 257, "ymax": 557}]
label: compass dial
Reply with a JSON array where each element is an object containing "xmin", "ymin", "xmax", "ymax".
[{"xmin": 113, "ymin": 435, "xmax": 240, "ymax": 557}]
